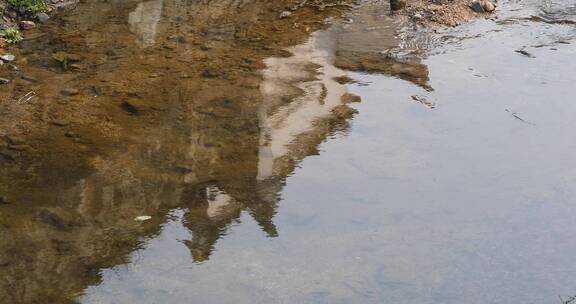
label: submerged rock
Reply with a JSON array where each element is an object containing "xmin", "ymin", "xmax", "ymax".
[
  {"xmin": 36, "ymin": 209, "xmax": 72, "ymax": 231},
  {"xmin": 0, "ymin": 54, "xmax": 15, "ymax": 62},
  {"xmin": 202, "ymin": 68, "xmax": 219, "ymax": 78},
  {"xmin": 8, "ymin": 144, "xmax": 30, "ymax": 151},
  {"xmin": 5, "ymin": 135, "xmax": 25, "ymax": 145},
  {"xmin": 51, "ymin": 119, "xmax": 70, "ymax": 127},
  {"xmin": 390, "ymin": 0, "xmax": 406, "ymax": 11},
  {"xmin": 0, "ymin": 78, "xmax": 10, "ymax": 85},
  {"xmin": 52, "ymin": 51, "xmax": 83, "ymax": 63},
  {"xmin": 121, "ymin": 99, "xmax": 149, "ymax": 115},
  {"xmin": 36, "ymin": 12, "xmax": 50, "ymax": 23},
  {"xmin": 484, "ymin": 1, "xmax": 496, "ymax": 12},
  {"xmin": 0, "ymin": 197, "xmax": 10, "ymax": 205},
  {"xmin": 19, "ymin": 20, "xmax": 36, "ymax": 30},
  {"xmin": 469, "ymin": 1, "xmax": 484, "ymax": 12},
  {"xmin": 60, "ymin": 88, "xmax": 79, "ymax": 96},
  {"xmin": 279, "ymin": 11, "xmax": 292, "ymax": 19},
  {"xmin": 469, "ymin": 0, "xmax": 496, "ymax": 13},
  {"xmin": 0, "ymin": 149, "xmax": 17, "ymax": 161}
]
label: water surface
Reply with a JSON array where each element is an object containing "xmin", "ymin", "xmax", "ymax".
[{"xmin": 1, "ymin": 0, "xmax": 576, "ymax": 303}]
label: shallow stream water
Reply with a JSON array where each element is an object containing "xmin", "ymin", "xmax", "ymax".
[{"xmin": 1, "ymin": 0, "xmax": 576, "ymax": 303}]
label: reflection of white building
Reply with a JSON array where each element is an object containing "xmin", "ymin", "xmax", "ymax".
[
  {"xmin": 205, "ymin": 185, "xmax": 238, "ymax": 218},
  {"xmin": 258, "ymin": 32, "xmax": 351, "ymax": 181},
  {"xmin": 128, "ymin": 0, "xmax": 164, "ymax": 46}
]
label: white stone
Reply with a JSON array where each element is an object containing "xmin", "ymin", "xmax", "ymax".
[{"xmin": 134, "ymin": 215, "xmax": 152, "ymax": 221}]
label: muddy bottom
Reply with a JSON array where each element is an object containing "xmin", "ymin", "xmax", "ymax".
[{"xmin": 1, "ymin": 0, "xmax": 576, "ymax": 303}]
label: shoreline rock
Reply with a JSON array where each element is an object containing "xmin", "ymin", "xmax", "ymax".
[{"xmin": 395, "ymin": 0, "xmax": 497, "ymax": 27}]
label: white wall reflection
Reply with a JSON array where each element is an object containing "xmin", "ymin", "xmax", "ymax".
[
  {"xmin": 128, "ymin": 0, "xmax": 164, "ymax": 46},
  {"xmin": 258, "ymin": 32, "xmax": 351, "ymax": 181}
]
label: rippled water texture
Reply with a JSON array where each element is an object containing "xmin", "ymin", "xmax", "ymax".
[{"xmin": 0, "ymin": 0, "xmax": 575, "ymax": 303}]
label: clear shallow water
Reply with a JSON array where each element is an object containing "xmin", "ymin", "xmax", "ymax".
[
  {"xmin": 1, "ymin": 0, "xmax": 576, "ymax": 303},
  {"xmin": 87, "ymin": 8, "xmax": 576, "ymax": 302}
]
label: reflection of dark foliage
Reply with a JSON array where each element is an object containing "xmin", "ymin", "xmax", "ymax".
[{"xmin": 334, "ymin": 50, "xmax": 432, "ymax": 91}]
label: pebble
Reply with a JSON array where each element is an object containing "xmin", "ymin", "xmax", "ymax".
[
  {"xmin": 390, "ymin": 0, "xmax": 406, "ymax": 11},
  {"xmin": 279, "ymin": 11, "xmax": 292, "ymax": 19},
  {"xmin": 174, "ymin": 166, "xmax": 193, "ymax": 174},
  {"xmin": 6, "ymin": 135, "xmax": 25, "ymax": 145},
  {"xmin": 8, "ymin": 144, "xmax": 30, "ymax": 151},
  {"xmin": 36, "ymin": 209, "xmax": 69, "ymax": 231},
  {"xmin": 469, "ymin": 1, "xmax": 485, "ymax": 12},
  {"xmin": 0, "ymin": 54, "xmax": 15, "ymax": 62},
  {"xmin": 202, "ymin": 68, "xmax": 218, "ymax": 78},
  {"xmin": 36, "ymin": 12, "xmax": 50, "ymax": 23},
  {"xmin": 121, "ymin": 99, "xmax": 149, "ymax": 115},
  {"xmin": 134, "ymin": 216, "xmax": 152, "ymax": 222},
  {"xmin": 0, "ymin": 149, "xmax": 17, "ymax": 161},
  {"xmin": 0, "ymin": 78, "xmax": 10, "ymax": 85},
  {"xmin": 61, "ymin": 88, "xmax": 79, "ymax": 96},
  {"xmin": 19, "ymin": 20, "xmax": 36, "ymax": 30},
  {"xmin": 469, "ymin": 0, "xmax": 496, "ymax": 13},
  {"xmin": 51, "ymin": 119, "xmax": 70, "ymax": 127},
  {"xmin": 483, "ymin": 0, "xmax": 496, "ymax": 12}
]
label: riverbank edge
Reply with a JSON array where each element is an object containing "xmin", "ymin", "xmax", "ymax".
[
  {"xmin": 0, "ymin": 0, "xmax": 77, "ymax": 47},
  {"xmin": 0, "ymin": 0, "xmax": 495, "ymax": 49}
]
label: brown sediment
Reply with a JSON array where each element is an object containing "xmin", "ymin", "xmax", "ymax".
[
  {"xmin": 0, "ymin": 0, "xmax": 466, "ymax": 301},
  {"xmin": 398, "ymin": 0, "xmax": 495, "ymax": 27},
  {"xmin": 0, "ymin": 0, "xmax": 359, "ymax": 303}
]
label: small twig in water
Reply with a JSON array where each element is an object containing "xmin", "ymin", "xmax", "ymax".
[
  {"xmin": 411, "ymin": 95, "xmax": 435, "ymax": 109},
  {"xmin": 505, "ymin": 109, "xmax": 535, "ymax": 125},
  {"xmin": 16, "ymin": 91, "xmax": 37, "ymax": 104},
  {"xmin": 515, "ymin": 49, "xmax": 535, "ymax": 58}
]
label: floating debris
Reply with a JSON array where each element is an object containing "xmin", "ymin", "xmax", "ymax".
[
  {"xmin": 134, "ymin": 216, "xmax": 152, "ymax": 222},
  {"xmin": 505, "ymin": 109, "xmax": 535, "ymax": 125},
  {"xmin": 17, "ymin": 91, "xmax": 37, "ymax": 104},
  {"xmin": 515, "ymin": 49, "xmax": 534, "ymax": 58},
  {"xmin": 411, "ymin": 95, "xmax": 436, "ymax": 109}
]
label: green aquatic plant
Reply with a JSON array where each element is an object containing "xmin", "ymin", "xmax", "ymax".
[
  {"xmin": 7, "ymin": 0, "xmax": 48, "ymax": 13},
  {"xmin": 1, "ymin": 28, "xmax": 23, "ymax": 45}
]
